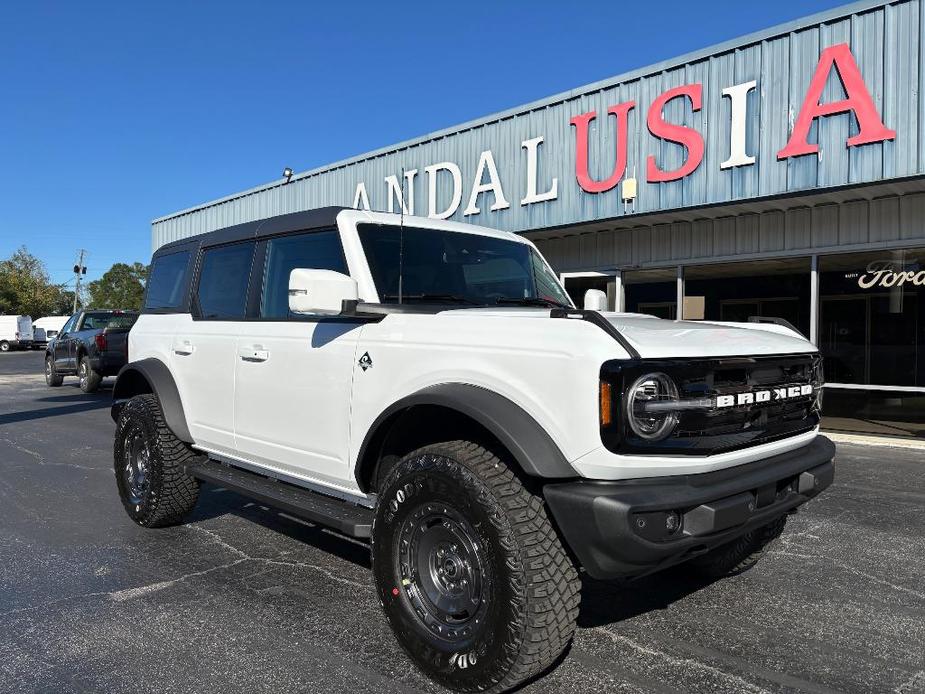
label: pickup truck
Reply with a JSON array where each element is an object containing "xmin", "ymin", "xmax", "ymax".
[
  {"xmin": 110, "ymin": 208, "xmax": 834, "ymax": 693},
  {"xmin": 45, "ymin": 309, "xmax": 139, "ymax": 392}
]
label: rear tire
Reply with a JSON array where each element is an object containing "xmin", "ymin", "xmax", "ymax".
[
  {"xmin": 0, "ymin": 341, "xmax": 9, "ymax": 353},
  {"xmin": 45, "ymin": 356, "xmax": 63, "ymax": 387},
  {"xmin": 372, "ymin": 441, "xmax": 580, "ymax": 693},
  {"xmin": 114, "ymin": 394, "xmax": 202, "ymax": 527},
  {"xmin": 78, "ymin": 356, "xmax": 102, "ymax": 393},
  {"xmin": 687, "ymin": 515, "xmax": 788, "ymax": 578}
]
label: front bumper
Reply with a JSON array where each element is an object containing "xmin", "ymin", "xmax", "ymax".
[{"xmin": 544, "ymin": 435, "xmax": 835, "ymax": 580}]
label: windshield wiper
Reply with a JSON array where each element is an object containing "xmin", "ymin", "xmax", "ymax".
[
  {"xmin": 381, "ymin": 293, "xmax": 485, "ymax": 305},
  {"xmin": 495, "ymin": 296, "xmax": 571, "ymax": 309}
]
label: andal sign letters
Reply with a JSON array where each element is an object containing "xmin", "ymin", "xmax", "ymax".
[{"xmin": 352, "ymin": 43, "xmax": 896, "ymax": 221}]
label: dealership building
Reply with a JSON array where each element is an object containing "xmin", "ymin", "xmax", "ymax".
[{"xmin": 152, "ymin": 0, "xmax": 925, "ymax": 439}]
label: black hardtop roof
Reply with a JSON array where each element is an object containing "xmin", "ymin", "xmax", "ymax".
[{"xmin": 154, "ymin": 206, "xmax": 348, "ymax": 256}]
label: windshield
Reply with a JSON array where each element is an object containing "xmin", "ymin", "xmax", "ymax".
[{"xmin": 357, "ymin": 224, "xmax": 573, "ymax": 308}]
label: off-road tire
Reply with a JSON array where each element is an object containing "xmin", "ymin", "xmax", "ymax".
[
  {"xmin": 0, "ymin": 341, "xmax": 10, "ymax": 353},
  {"xmin": 372, "ymin": 441, "xmax": 580, "ymax": 693},
  {"xmin": 78, "ymin": 356, "xmax": 102, "ymax": 393},
  {"xmin": 114, "ymin": 394, "xmax": 201, "ymax": 527},
  {"xmin": 687, "ymin": 515, "xmax": 788, "ymax": 578},
  {"xmin": 45, "ymin": 356, "xmax": 63, "ymax": 387}
]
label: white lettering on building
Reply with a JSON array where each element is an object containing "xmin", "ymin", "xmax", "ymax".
[
  {"xmin": 424, "ymin": 162, "xmax": 463, "ymax": 219},
  {"xmin": 464, "ymin": 150, "xmax": 510, "ymax": 216},
  {"xmin": 720, "ymin": 80, "xmax": 757, "ymax": 170},
  {"xmin": 520, "ymin": 136, "xmax": 559, "ymax": 206}
]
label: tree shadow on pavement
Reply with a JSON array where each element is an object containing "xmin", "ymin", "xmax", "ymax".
[{"xmin": 0, "ymin": 396, "xmax": 112, "ymax": 426}]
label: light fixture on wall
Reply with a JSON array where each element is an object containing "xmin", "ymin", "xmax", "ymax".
[{"xmin": 283, "ymin": 167, "xmax": 294, "ymax": 184}]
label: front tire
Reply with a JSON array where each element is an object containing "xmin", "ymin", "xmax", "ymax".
[
  {"xmin": 45, "ymin": 356, "xmax": 63, "ymax": 386},
  {"xmin": 687, "ymin": 515, "xmax": 788, "ymax": 579},
  {"xmin": 0, "ymin": 341, "xmax": 9, "ymax": 353},
  {"xmin": 372, "ymin": 441, "xmax": 580, "ymax": 693},
  {"xmin": 78, "ymin": 356, "xmax": 102, "ymax": 393},
  {"xmin": 114, "ymin": 394, "xmax": 202, "ymax": 527}
]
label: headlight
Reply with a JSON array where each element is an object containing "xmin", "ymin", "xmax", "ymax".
[{"xmin": 626, "ymin": 372, "xmax": 679, "ymax": 440}]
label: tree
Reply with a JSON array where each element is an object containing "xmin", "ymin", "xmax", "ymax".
[
  {"xmin": 87, "ymin": 262, "xmax": 148, "ymax": 310},
  {"xmin": 0, "ymin": 246, "xmax": 61, "ymax": 318}
]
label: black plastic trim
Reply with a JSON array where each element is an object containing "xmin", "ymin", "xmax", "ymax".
[
  {"xmin": 111, "ymin": 358, "xmax": 193, "ymax": 443},
  {"xmin": 543, "ymin": 435, "xmax": 836, "ymax": 579},
  {"xmin": 356, "ymin": 383, "xmax": 575, "ymax": 490},
  {"xmin": 550, "ymin": 308, "xmax": 641, "ymax": 358}
]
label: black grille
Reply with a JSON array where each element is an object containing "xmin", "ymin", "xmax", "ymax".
[{"xmin": 600, "ymin": 354, "xmax": 822, "ymax": 456}]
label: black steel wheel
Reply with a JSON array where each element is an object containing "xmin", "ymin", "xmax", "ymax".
[
  {"xmin": 45, "ymin": 356, "xmax": 63, "ymax": 387},
  {"xmin": 114, "ymin": 394, "xmax": 201, "ymax": 527},
  {"xmin": 372, "ymin": 441, "xmax": 580, "ymax": 693}
]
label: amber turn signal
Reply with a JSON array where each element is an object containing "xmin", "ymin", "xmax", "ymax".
[{"xmin": 599, "ymin": 381, "xmax": 613, "ymax": 427}]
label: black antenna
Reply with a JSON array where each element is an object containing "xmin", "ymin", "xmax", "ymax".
[{"xmin": 398, "ymin": 167, "xmax": 405, "ymax": 304}]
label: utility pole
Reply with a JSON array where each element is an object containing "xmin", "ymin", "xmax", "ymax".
[{"xmin": 73, "ymin": 249, "xmax": 87, "ymax": 313}]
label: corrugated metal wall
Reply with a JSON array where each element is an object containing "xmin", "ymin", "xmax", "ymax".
[
  {"xmin": 532, "ymin": 190, "xmax": 925, "ymax": 271},
  {"xmin": 153, "ymin": 0, "xmax": 922, "ymax": 251}
]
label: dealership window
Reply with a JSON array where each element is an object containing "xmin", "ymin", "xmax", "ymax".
[
  {"xmin": 818, "ymin": 248, "xmax": 925, "ymax": 438},
  {"xmin": 683, "ymin": 257, "xmax": 812, "ymax": 337},
  {"xmin": 624, "ymin": 268, "xmax": 677, "ymax": 318}
]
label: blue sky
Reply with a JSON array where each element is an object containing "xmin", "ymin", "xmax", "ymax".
[{"xmin": 0, "ymin": 0, "xmax": 846, "ymax": 286}]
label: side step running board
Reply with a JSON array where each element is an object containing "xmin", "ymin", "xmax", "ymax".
[{"xmin": 186, "ymin": 460, "xmax": 374, "ymax": 539}]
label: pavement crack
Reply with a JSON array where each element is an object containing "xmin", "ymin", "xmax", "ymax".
[
  {"xmin": 108, "ymin": 558, "xmax": 251, "ymax": 602},
  {"xmin": 0, "ymin": 436, "xmax": 105, "ymax": 472},
  {"xmin": 769, "ymin": 550, "xmax": 925, "ymax": 601},
  {"xmin": 591, "ymin": 627, "xmax": 771, "ymax": 694}
]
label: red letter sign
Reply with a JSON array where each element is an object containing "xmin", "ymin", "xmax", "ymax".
[
  {"xmin": 646, "ymin": 84, "xmax": 704, "ymax": 182},
  {"xmin": 777, "ymin": 43, "xmax": 895, "ymax": 159},
  {"xmin": 571, "ymin": 102, "xmax": 635, "ymax": 193}
]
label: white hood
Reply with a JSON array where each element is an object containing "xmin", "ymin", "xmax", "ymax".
[
  {"xmin": 440, "ymin": 308, "xmax": 815, "ymax": 359},
  {"xmin": 602, "ymin": 313, "xmax": 814, "ymax": 358}
]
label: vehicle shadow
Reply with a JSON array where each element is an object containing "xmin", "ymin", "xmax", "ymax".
[
  {"xmin": 188, "ymin": 483, "xmax": 372, "ymax": 570},
  {"xmin": 577, "ymin": 568, "xmax": 716, "ymax": 628},
  {"xmin": 186, "ymin": 481, "xmax": 716, "ymax": 622}
]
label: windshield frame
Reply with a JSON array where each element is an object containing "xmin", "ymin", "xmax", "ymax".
[{"xmin": 355, "ymin": 222, "xmax": 574, "ymax": 309}]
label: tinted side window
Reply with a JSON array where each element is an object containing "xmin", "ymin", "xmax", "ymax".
[
  {"xmin": 260, "ymin": 230, "xmax": 347, "ymax": 318},
  {"xmin": 60, "ymin": 315, "xmax": 78, "ymax": 335},
  {"xmin": 197, "ymin": 243, "xmax": 255, "ymax": 319},
  {"xmin": 145, "ymin": 251, "xmax": 191, "ymax": 310}
]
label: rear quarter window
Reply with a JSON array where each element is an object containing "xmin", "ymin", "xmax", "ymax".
[{"xmin": 145, "ymin": 250, "xmax": 192, "ymax": 311}]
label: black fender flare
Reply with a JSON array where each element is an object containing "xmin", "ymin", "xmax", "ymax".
[
  {"xmin": 111, "ymin": 358, "xmax": 193, "ymax": 443},
  {"xmin": 357, "ymin": 383, "xmax": 576, "ymax": 488}
]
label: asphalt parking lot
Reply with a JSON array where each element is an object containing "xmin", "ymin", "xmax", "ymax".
[{"xmin": 1, "ymin": 350, "xmax": 923, "ymax": 694}]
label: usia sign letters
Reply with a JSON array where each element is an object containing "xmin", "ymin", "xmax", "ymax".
[{"xmin": 352, "ymin": 43, "xmax": 896, "ymax": 221}]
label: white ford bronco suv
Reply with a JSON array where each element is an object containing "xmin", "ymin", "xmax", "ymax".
[{"xmin": 112, "ymin": 207, "xmax": 834, "ymax": 692}]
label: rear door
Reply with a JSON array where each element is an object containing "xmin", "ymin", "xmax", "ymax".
[
  {"xmin": 233, "ymin": 228, "xmax": 362, "ymax": 488},
  {"xmin": 169, "ymin": 240, "xmax": 256, "ymax": 455}
]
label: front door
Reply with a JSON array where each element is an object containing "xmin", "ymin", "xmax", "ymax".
[
  {"xmin": 54, "ymin": 314, "xmax": 79, "ymax": 372},
  {"xmin": 232, "ymin": 228, "xmax": 361, "ymax": 489}
]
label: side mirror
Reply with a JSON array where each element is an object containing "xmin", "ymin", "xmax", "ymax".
[
  {"xmin": 583, "ymin": 289, "xmax": 608, "ymax": 311},
  {"xmin": 288, "ymin": 269, "xmax": 358, "ymax": 315}
]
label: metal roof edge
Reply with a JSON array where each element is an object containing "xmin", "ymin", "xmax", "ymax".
[{"xmin": 152, "ymin": 0, "xmax": 892, "ymax": 225}]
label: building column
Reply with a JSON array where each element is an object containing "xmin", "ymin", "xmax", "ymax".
[
  {"xmin": 810, "ymin": 255, "xmax": 819, "ymax": 345},
  {"xmin": 676, "ymin": 265, "xmax": 684, "ymax": 320},
  {"xmin": 614, "ymin": 270, "xmax": 625, "ymax": 312}
]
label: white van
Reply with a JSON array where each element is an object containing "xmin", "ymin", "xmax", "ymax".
[
  {"xmin": 32, "ymin": 315, "xmax": 70, "ymax": 348},
  {"xmin": 0, "ymin": 315, "xmax": 34, "ymax": 352}
]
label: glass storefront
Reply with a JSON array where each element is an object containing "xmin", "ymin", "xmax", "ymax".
[
  {"xmin": 818, "ymin": 248, "xmax": 925, "ymax": 438},
  {"xmin": 608, "ymin": 248, "xmax": 925, "ymax": 439}
]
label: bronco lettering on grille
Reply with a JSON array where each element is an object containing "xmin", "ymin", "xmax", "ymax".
[{"xmin": 716, "ymin": 384, "xmax": 814, "ymax": 409}]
